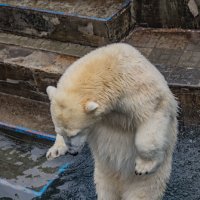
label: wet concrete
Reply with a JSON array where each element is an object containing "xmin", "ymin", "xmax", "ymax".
[
  {"xmin": 0, "ymin": 129, "xmax": 95, "ymax": 200},
  {"xmin": 39, "ymin": 145, "xmax": 96, "ymax": 200},
  {"xmin": 0, "ymin": 130, "xmax": 76, "ymax": 199},
  {"xmin": 0, "ymin": 124, "xmax": 199, "ymax": 199},
  {"xmin": 17, "ymin": 127, "xmax": 200, "ymax": 200},
  {"xmin": 27, "ymin": 126, "xmax": 200, "ymax": 199},
  {"xmin": 42, "ymin": 126, "xmax": 200, "ymax": 200}
]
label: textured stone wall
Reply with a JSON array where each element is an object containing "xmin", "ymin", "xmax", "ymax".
[{"xmin": 135, "ymin": 0, "xmax": 200, "ymax": 28}]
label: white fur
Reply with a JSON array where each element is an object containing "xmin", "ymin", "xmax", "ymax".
[
  {"xmin": 46, "ymin": 86, "xmax": 56, "ymax": 100},
  {"xmin": 46, "ymin": 43, "xmax": 178, "ymax": 200},
  {"xmin": 46, "ymin": 134, "xmax": 68, "ymax": 160}
]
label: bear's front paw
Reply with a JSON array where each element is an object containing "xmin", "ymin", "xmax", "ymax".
[
  {"xmin": 135, "ymin": 157, "xmax": 160, "ymax": 175},
  {"xmin": 46, "ymin": 144, "xmax": 68, "ymax": 160}
]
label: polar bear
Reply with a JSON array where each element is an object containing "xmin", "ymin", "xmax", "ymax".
[{"xmin": 46, "ymin": 43, "xmax": 178, "ymax": 200}]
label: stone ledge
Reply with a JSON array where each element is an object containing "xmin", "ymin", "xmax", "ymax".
[
  {"xmin": 0, "ymin": 29, "xmax": 200, "ymax": 127},
  {"xmin": 0, "ymin": 32, "xmax": 94, "ymax": 57},
  {"xmin": 0, "ymin": 92, "xmax": 54, "ymax": 133},
  {"xmin": 0, "ymin": 43, "xmax": 78, "ymax": 100},
  {"xmin": 0, "ymin": 0, "xmax": 133, "ymax": 46},
  {"xmin": 124, "ymin": 28, "xmax": 200, "ymax": 87}
]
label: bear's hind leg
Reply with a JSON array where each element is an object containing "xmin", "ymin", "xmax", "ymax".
[
  {"xmin": 122, "ymin": 184, "xmax": 164, "ymax": 200},
  {"xmin": 122, "ymin": 171, "xmax": 168, "ymax": 200},
  {"xmin": 94, "ymin": 165, "xmax": 121, "ymax": 200}
]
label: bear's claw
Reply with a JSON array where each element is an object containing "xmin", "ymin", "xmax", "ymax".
[
  {"xmin": 46, "ymin": 144, "xmax": 68, "ymax": 160},
  {"xmin": 135, "ymin": 157, "xmax": 159, "ymax": 175}
]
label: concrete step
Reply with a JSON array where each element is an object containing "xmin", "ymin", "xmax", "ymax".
[
  {"xmin": 0, "ymin": 32, "xmax": 94, "ymax": 57},
  {"xmin": 124, "ymin": 28, "xmax": 200, "ymax": 87},
  {"xmin": 0, "ymin": 92, "xmax": 54, "ymax": 133},
  {"xmin": 0, "ymin": 29, "xmax": 199, "ymax": 131},
  {"xmin": 0, "ymin": 0, "xmax": 134, "ymax": 46}
]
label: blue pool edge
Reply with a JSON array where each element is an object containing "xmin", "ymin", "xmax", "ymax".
[{"xmin": 0, "ymin": 121, "xmax": 72, "ymax": 198}]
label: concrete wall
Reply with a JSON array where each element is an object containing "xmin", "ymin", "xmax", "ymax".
[{"xmin": 134, "ymin": 0, "xmax": 200, "ymax": 28}]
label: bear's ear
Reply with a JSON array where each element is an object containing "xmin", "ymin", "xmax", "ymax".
[
  {"xmin": 46, "ymin": 86, "xmax": 56, "ymax": 101},
  {"xmin": 85, "ymin": 101, "xmax": 99, "ymax": 113}
]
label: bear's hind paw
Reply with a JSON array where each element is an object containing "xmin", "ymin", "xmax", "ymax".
[{"xmin": 135, "ymin": 157, "xmax": 159, "ymax": 175}]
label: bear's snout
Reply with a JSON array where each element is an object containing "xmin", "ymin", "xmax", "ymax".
[{"xmin": 66, "ymin": 133, "xmax": 87, "ymax": 155}]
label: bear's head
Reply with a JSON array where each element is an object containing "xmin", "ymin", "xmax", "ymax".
[{"xmin": 46, "ymin": 85, "xmax": 101, "ymax": 153}]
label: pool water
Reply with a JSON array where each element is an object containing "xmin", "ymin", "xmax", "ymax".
[{"xmin": 0, "ymin": 130, "xmax": 90, "ymax": 199}]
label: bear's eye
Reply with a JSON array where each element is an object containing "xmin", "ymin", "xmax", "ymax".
[{"xmin": 59, "ymin": 104, "xmax": 65, "ymax": 109}]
